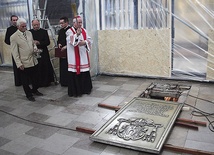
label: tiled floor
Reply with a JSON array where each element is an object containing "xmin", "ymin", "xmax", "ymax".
[{"xmin": 0, "ymin": 68, "xmax": 214, "ymax": 155}]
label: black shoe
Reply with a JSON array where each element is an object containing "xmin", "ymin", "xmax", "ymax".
[
  {"xmin": 33, "ymin": 91, "xmax": 43, "ymax": 96},
  {"xmin": 85, "ymin": 91, "xmax": 91, "ymax": 95},
  {"xmin": 27, "ymin": 96, "xmax": 35, "ymax": 102}
]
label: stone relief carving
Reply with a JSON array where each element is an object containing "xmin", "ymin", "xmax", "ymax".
[{"xmin": 107, "ymin": 118, "xmax": 163, "ymax": 142}]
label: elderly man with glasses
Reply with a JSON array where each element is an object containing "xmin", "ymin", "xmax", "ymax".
[{"xmin": 10, "ymin": 18, "xmax": 43, "ymax": 102}]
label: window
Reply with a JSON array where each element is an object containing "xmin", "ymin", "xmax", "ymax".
[{"xmin": 100, "ymin": 0, "xmax": 169, "ymax": 30}]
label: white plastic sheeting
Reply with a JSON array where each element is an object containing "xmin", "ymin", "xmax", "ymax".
[
  {"xmin": 0, "ymin": 0, "xmax": 33, "ymax": 30},
  {"xmin": 85, "ymin": 0, "xmax": 213, "ymax": 81},
  {"xmin": 173, "ymin": 0, "xmax": 214, "ymax": 81},
  {"xmin": 99, "ymin": 0, "xmax": 169, "ymax": 30}
]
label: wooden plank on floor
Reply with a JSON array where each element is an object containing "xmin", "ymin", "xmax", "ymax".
[
  {"xmin": 98, "ymin": 103, "xmax": 120, "ymax": 110},
  {"xmin": 177, "ymin": 118, "xmax": 207, "ymax": 127},
  {"xmin": 175, "ymin": 121, "xmax": 199, "ymax": 130},
  {"xmin": 76, "ymin": 126, "xmax": 95, "ymax": 134}
]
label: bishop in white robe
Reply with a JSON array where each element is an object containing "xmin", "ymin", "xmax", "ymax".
[{"xmin": 66, "ymin": 16, "xmax": 92, "ymax": 97}]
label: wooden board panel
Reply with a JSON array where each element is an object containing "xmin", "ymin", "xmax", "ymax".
[{"xmin": 98, "ymin": 29, "xmax": 171, "ymax": 77}]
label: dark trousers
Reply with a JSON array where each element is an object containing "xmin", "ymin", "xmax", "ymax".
[
  {"xmin": 59, "ymin": 58, "xmax": 69, "ymax": 86},
  {"xmin": 19, "ymin": 65, "xmax": 39, "ymax": 98},
  {"xmin": 12, "ymin": 56, "xmax": 22, "ymax": 86}
]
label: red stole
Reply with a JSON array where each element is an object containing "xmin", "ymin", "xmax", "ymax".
[{"xmin": 70, "ymin": 27, "xmax": 87, "ymax": 74}]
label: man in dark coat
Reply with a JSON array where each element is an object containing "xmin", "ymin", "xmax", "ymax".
[
  {"xmin": 29, "ymin": 19, "xmax": 54, "ymax": 87},
  {"xmin": 57, "ymin": 16, "xmax": 71, "ymax": 86},
  {"xmin": 4, "ymin": 15, "xmax": 22, "ymax": 86}
]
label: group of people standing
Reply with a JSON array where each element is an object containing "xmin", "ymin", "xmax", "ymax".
[{"xmin": 4, "ymin": 15, "xmax": 93, "ymax": 101}]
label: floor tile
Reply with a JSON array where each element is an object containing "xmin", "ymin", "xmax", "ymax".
[
  {"xmin": 63, "ymin": 147, "xmax": 99, "ymax": 155},
  {"xmin": 102, "ymin": 95, "xmax": 126, "ymax": 106},
  {"xmin": 185, "ymin": 140, "xmax": 214, "ymax": 153},
  {"xmin": 73, "ymin": 136, "xmax": 106, "ymax": 154},
  {"xmin": 187, "ymin": 129, "xmax": 214, "ymax": 144},
  {"xmin": 120, "ymin": 84, "xmax": 139, "ymax": 91},
  {"xmin": 113, "ymin": 89, "xmax": 133, "ymax": 97},
  {"xmin": 73, "ymin": 96, "xmax": 104, "ymax": 106},
  {"xmin": 11, "ymin": 105, "xmax": 41, "ymax": 117},
  {"xmin": 89, "ymin": 90, "xmax": 112, "ymax": 98},
  {"xmin": 0, "ymin": 106, "xmax": 15, "ymax": 113},
  {"xmin": 38, "ymin": 133, "xmax": 79, "ymax": 154},
  {"xmin": 0, "ymin": 122, "xmax": 33, "ymax": 140},
  {"xmin": 96, "ymin": 85, "xmax": 120, "ymax": 92},
  {"xmin": 45, "ymin": 112, "xmax": 78, "ymax": 126},
  {"xmin": 75, "ymin": 111, "xmax": 107, "ymax": 125},
  {"xmin": 0, "ymin": 149, "xmax": 16, "ymax": 155},
  {"xmin": 25, "ymin": 147, "xmax": 59, "ymax": 155},
  {"xmin": 25, "ymin": 112, "xmax": 50, "ymax": 122},
  {"xmin": 0, "ymin": 114, "xmax": 18, "ymax": 128},
  {"xmin": 25, "ymin": 125, "xmax": 59, "ymax": 139},
  {"xmin": 36, "ymin": 104, "xmax": 65, "ymax": 116},
  {"xmin": 64, "ymin": 104, "xmax": 87, "ymax": 115},
  {"xmin": 0, "ymin": 136, "xmax": 11, "ymax": 147},
  {"xmin": 0, "ymin": 140, "xmax": 33, "ymax": 155},
  {"xmin": 12, "ymin": 134, "xmax": 44, "ymax": 147}
]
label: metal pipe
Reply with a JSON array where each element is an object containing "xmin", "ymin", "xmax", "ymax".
[
  {"xmin": 171, "ymin": 0, "xmax": 175, "ymax": 71},
  {"xmin": 26, "ymin": 0, "xmax": 32, "ymax": 29}
]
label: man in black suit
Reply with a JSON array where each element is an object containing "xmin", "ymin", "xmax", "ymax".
[
  {"xmin": 57, "ymin": 17, "xmax": 71, "ymax": 86},
  {"xmin": 4, "ymin": 15, "xmax": 22, "ymax": 86},
  {"xmin": 29, "ymin": 19, "xmax": 54, "ymax": 87}
]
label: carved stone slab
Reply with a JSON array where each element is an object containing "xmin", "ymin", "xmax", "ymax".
[{"xmin": 90, "ymin": 98, "xmax": 183, "ymax": 154}]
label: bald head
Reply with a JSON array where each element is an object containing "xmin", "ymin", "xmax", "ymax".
[{"xmin": 32, "ymin": 19, "xmax": 40, "ymax": 30}]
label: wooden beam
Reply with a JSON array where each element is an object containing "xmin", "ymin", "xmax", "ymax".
[
  {"xmin": 175, "ymin": 121, "xmax": 198, "ymax": 130},
  {"xmin": 177, "ymin": 118, "xmax": 207, "ymax": 127},
  {"xmin": 98, "ymin": 103, "xmax": 120, "ymax": 110},
  {"xmin": 76, "ymin": 126, "xmax": 95, "ymax": 134}
]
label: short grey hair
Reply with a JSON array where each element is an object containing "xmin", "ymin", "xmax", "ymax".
[
  {"xmin": 32, "ymin": 19, "xmax": 40, "ymax": 23},
  {"xmin": 16, "ymin": 18, "xmax": 27, "ymax": 26}
]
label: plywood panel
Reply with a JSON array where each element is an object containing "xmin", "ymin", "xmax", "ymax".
[
  {"xmin": 98, "ymin": 29, "xmax": 171, "ymax": 77},
  {"xmin": 206, "ymin": 29, "xmax": 214, "ymax": 80},
  {"xmin": 0, "ymin": 33, "xmax": 12, "ymax": 65}
]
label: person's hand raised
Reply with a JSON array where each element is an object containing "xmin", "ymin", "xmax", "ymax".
[{"xmin": 76, "ymin": 28, "xmax": 82, "ymax": 36}]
